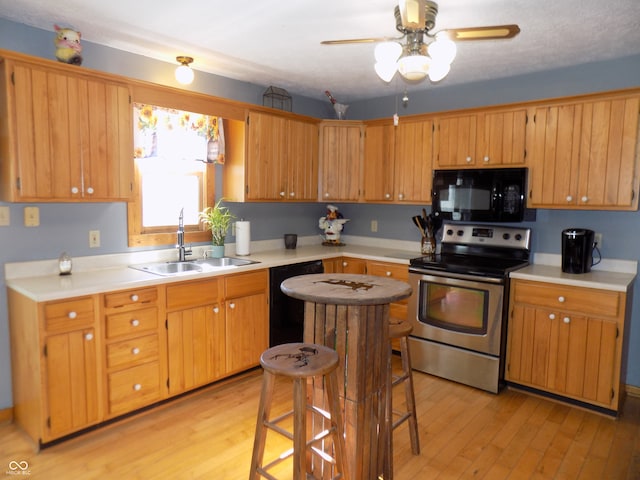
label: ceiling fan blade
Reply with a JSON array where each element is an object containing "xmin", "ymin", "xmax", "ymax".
[
  {"xmin": 447, "ymin": 24, "xmax": 520, "ymax": 41},
  {"xmin": 321, "ymin": 37, "xmax": 396, "ymax": 45}
]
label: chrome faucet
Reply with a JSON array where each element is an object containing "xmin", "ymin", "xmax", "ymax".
[{"xmin": 176, "ymin": 208, "xmax": 192, "ymax": 262}]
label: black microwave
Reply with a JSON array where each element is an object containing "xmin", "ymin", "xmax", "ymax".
[{"xmin": 432, "ymin": 168, "xmax": 527, "ymax": 222}]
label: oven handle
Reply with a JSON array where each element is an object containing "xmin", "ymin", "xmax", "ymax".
[{"xmin": 408, "ymin": 268, "xmax": 505, "ymax": 285}]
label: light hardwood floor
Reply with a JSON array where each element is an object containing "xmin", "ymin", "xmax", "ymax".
[{"xmin": 1, "ymin": 357, "xmax": 639, "ymax": 479}]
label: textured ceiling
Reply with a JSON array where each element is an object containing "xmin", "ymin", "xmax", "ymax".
[{"xmin": 1, "ymin": 0, "xmax": 639, "ymax": 102}]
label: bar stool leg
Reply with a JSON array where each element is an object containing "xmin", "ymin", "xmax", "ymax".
[
  {"xmin": 249, "ymin": 370, "xmax": 276, "ymax": 480},
  {"xmin": 293, "ymin": 377, "xmax": 307, "ymax": 480},
  {"xmin": 400, "ymin": 335, "xmax": 419, "ymax": 455}
]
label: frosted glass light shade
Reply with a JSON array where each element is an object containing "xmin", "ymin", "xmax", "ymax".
[
  {"xmin": 428, "ymin": 33, "xmax": 457, "ymax": 65},
  {"xmin": 375, "ymin": 61, "xmax": 398, "ymax": 82},
  {"xmin": 428, "ymin": 61, "xmax": 450, "ymax": 82},
  {"xmin": 374, "ymin": 41, "xmax": 402, "ymax": 63},
  {"xmin": 175, "ymin": 65, "xmax": 194, "ymax": 85},
  {"xmin": 398, "ymin": 54, "xmax": 431, "ymax": 81}
]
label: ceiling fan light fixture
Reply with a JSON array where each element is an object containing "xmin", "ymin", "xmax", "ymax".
[
  {"xmin": 398, "ymin": 53, "xmax": 431, "ymax": 81},
  {"xmin": 398, "ymin": 0, "xmax": 426, "ymax": 29},
  {"xmin": 428, "ymin": 61, "xmax": 450, "ymax": 82},
  {"xmin": 374, "ymin": 41, "xmax": 402, "ymax": 63},
  {"xmin": 175, "ymin": 56, "xmax": 194, "ymax": 85},
  {"xmin": 375, "ymin": 61, "xmax": 398, "ymax": 83},
  {"xmin": 428, "ymin": 32, "xmax": 457, "ymax": 65}
]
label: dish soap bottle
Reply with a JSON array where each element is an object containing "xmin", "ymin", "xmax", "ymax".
[{"xmin": 58, "ymin": 252, "xmax": 72, "ymax": 275}]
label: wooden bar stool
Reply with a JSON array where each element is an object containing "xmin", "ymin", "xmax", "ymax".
[
  {"xmin": 388, "ymin": 319, "xmax": 420, "ymax": 456},
  {"xmin": 250, "ymin": 342, "xmax": 348, "ymax": 480}
]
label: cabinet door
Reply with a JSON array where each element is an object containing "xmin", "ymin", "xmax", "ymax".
[
  {"xmin": 477, "ymin": 109, "xmax": 527, "ymax": 166},
  {"xmin": 225, "ymin": 291, "xmax": 268, "ymax": 373},
  {"xmin": 319, "ymin": 122, "xmax": 362, "ymax": 201},
  {"xmin": 287, "ymin": 119, "xmax": 319, "ymax": 201},
  {"xmin": 45, "ymin": 328, "xmax": 99, "ymax": 439},
  {"xmin": 394, "ymin": 119, "xmax": 434, "ymax": 203},
  {"xmin": 363, "ymin": 123, "xmax": 395, "ymax": 202},
  {"xmin": 246, "ymin": 111, "xmax": 287, "ymax": 200},
  {"xmin": 9, "ymin": 61, "xmax": 132, "ymax": 201},
  {"xmin": 434, "ymin": 114, "xmax": 478, "ymax": 167},
  {"xmin": 167, "ymin": 304, "xmax": 225, "ymax": 395}
]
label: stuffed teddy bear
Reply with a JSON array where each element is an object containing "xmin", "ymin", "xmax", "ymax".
[{"xmin": 54, "ymin": 24, "xmax": 83, "ymax": 65}]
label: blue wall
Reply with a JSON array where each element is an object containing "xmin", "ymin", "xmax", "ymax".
[{"xmin": 1, "ymin": 18, "xmax": 639, "ymax": 410}]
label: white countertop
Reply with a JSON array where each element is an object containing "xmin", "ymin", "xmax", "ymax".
[
  {"xmin": 6, "ymin": 236, "xmax": 637, "ymax": 301},
  {"xmin": 4, "ymin": 237, "xmax": 418, "ymax": 302}
]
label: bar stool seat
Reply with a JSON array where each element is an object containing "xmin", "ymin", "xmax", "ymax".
[
  {"xmin": 250, "ymin": 342, "xmax": 348, "ymax": 480},
  {"xmin": 388, "ymin": 319, "xmax": 420, "ymax": 455}
]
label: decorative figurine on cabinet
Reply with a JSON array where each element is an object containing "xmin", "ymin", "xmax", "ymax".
[
  {"xmin": 54, "ymin": 24, "xmax": 83, "ymax": 65},
  {"xmin": 319, "ymin": 204, "xmax": 349, "ymax": 246}
]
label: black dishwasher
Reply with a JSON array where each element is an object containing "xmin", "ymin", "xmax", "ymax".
[{"xmin": 269, "ymin": 260, "xmax": 324, "ymax": 346}]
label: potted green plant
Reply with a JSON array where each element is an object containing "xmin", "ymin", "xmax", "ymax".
[{"xmin": 199, "ymin": 198, "xmax": 236, "ymax": 257}]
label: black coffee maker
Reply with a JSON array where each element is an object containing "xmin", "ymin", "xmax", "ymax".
[{"xmin": 561, "ymin": 228, "xmax": 597, "ymax": 274}]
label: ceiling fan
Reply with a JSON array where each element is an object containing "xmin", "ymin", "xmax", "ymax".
[{"xmin": 321, "ymin": 0, "xmax": 520, "ymax": 83}]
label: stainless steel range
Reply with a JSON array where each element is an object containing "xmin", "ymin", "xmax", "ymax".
[{"xmin": 408, "ymin": 223, "xmax": 531, "ymax": 393}]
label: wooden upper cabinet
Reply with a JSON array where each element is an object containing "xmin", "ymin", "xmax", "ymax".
[
  {"xmin": 363, "ymin": 119, "xmax": 434, "ymax": 204},
  {"xmin": 0, "ymin": 58, "xmax": 133, "ymax": 202},
  {"xmin": 319, "ymin": 120, "xmax": 363, "ymax": 202},
  {"xmin": 528, "ymin": 94, "xmax": 640, "ymax": 210},
  {"xmin": 433, "ymin": 113, "xmax": 478, "ymax": 167},
  {"xmin": 245, "ymin": 110, "xmax": 318, "ymax": 201}
]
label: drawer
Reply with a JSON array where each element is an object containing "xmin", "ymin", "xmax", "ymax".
[
  {"xmin": 105, "ymin": 307, "xmax": 158, "ymax": 339},
  {"xmin": 366, "ymin": 261, "xmax": 409, "ymax": 281},
  {"xmin": 106, "ymin": 333, "xmax": 159, "ymax": 369},
  {"xmin": 225, "ymin": 269, "xmax": 268, "ymax": 298},
  {"xmin": 107, "ymin": 362, "xmax": 162, "ymax": 415},
  {"xmin": 166, "ymin": 278, "xmax": 220, "ymax": 310},
  {"xmin": 513, "ymin": 280, "xmax": 620, "ymax": 317},
  {"xmin": 104, "ymin": 287, "xmax": 158, "ymax": 310},
  {"xmin": 44, "ymin": 297, "xmax": 95, "ymax": 332}
]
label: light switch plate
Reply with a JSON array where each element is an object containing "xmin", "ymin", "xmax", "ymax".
[
  {"xmin": 0, "ymin": 206, "xmax": 9, "ymax": 226},
  {"xmin": 24, "ymin": 206, "xmax": 39, "ymax": 227}
]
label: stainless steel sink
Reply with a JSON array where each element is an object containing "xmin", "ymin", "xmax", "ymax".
[{"xmin": 129, "ymin": 257, "xmax": 259, "ymax": 277}]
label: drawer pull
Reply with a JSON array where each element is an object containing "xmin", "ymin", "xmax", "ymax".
[
  {"xmin": 130, "ymin": 294, "xmax": 139, "ymax": 302},
  {"xmin": 213, "ymin": 306, "xmax": 220, "ymax": 314},
  {"xmin": 385, "ymin": 271, "xmax": 392, "ymax": 277},
  {"xmin": 563, "ymin": 317, "xmax": 571, "ymax": 324},
  {"xmin": 229, "ymin": 302, "xmax": 236, "ymax": 310},
  {"xmin": 558, "ymin": 296, "xmax": 565, "ymax": 303},
  {"xmin": 84, "ymin": 332, "xmax": 94, "ymax": 341},
  {"xmin": 68, "ymin": 311, "xmax": 77, "ymax": 319},
  {"xmin": 131, "ymin": 319, "xmax": 140, "ymax": 327},
  {"xmin": 132, "ymin": 347, "xmax": 140, "ymax": 355},
  {"xmin": 566, "ymin": 195, "xmax": 573, "ymax": 202},
  {"xmin": 548, "ymin": 313, "xmax": 556, "ymax": 320},
  {"xmin": 483, "ymin": 156, "xmax": 490, "ymax": 162},
  {"xmin": 342, "ymin": 261, "xmax": 348, "ymax": 267},
  {"xmin": 465, "ymin": 156, "xmax": 472, "ymax": 163},
  {"xmin": 133, "ymin": 383, "xmax": 142, "ymax": 391}
]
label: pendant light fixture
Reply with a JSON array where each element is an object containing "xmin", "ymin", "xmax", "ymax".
[{"xmin": 175, "ymin": 56, "xmax": 195, "ymax": 85}]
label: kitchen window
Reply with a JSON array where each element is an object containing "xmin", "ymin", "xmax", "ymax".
[{"xmin": 127, "ymin": 102, "xmax": 224, "ymax": 247}]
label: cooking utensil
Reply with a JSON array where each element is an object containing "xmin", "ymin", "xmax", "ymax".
[{"xmin": 412, "ymin": 216, "xmax": 426, "ymax": 236}]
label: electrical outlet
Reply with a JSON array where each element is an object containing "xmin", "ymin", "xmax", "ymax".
[
  {"xmin": 0, "ymin": 206, "xmax": 9, "ymax": 226},
  {"xmin": 371, "ymin": 220, "xmax": 378, "ymax": 232},
  {"xmin": 594, "ymin": 232, "xmax": 603, "ymax": 249},
  {"xmin": 89, "ymin": 230, "xmax": 101, "ymax": 248},
  {"xmin": 24, "ymin": 206, "xmax": 39, "ymax": 227}
]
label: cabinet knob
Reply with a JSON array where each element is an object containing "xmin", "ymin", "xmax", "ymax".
[
  {"xmin": 86, "ymin": 187, "xmax": 94, "ymax": 194},
  {"xmin": 213, "ymin": 306, "xmax": 219, "ymax": 314},
  {"xmin": 558, "ymin": 296, "xmax": 565, "ymax": 303},
  {"xmin": 466, "ymin": 156, "xmax": 472, "ymax": 163},
  {"xmin": 385, "ymin": 271, "xmax": 392, "ymax": 277},
  {"xmin": 289, "ymin": 192, "xmax": 295, "ymax": 198},
  {"xmin": 398, "ymin": 193, "xmax": 405, "ymax": 200},
  {"xmin": 566, "ymin": 195, "xmax": 573, "ymax": 202},
  {"xmin": 68, "ymin": 311, "xmax": 77, "ymax": 319},
  {"xmin": 84, "ymin": 332, "xmax": 94, "ymax": 341},
  {"xmin": 581, "ymin": 196, "xmax": 589, "ymax": 203},
  {"xmin": 132, "ymin": 347, "xmax": 140, "ymax": 355},
  {"xmin": 563, "ymin": 317, "xmax": 571, "ymax": 324},
  {"xmin": 384, "ymin": 193, "xmax": 391, "ymax": 199},
  {"xmin": 71, "ymin": 186, "xmax": 79, "ymax": 194},
  {"xmin": 324, "ymin": 192, "xmax": 330, "ymax": 198},
  {"xmin": 229, "ymin": 302, "xmax": 236, "ymax": 309},
  {"xmin": 130, "ymin": 294, "xmax": 139, "ymax": 302},
  {"xmin": 131, "ymin": 319, "xmax": 140, "ymax": 327},
  {"xmin": 133, "ymin": 383, "xmax": 142, "ymax": 391},
  {"xmin": 548, "ymin": 313, "xmax": 556, "ymax": 320},
  {"xmin": 483, "ymin": 156, "xmax": 490, "ymax": 162},
  {"xmin": 279, "ymin": 191, "xmax": 285, "ymax": 197}
]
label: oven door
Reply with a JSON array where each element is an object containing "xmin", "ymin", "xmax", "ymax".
[{"xmin": 408, "ymin": 270, "xmax": 505, "ymax": 356}]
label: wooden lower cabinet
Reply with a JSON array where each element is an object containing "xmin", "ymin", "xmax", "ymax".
[
  {"xmin": 365, "ymin": 260, "xmax": 410, "ymax": 322},
  {"xmin": 103, "ymin": 286, "xmax": 165, "ymax": 417},
  {"xmin": 8, "ymin": 291, "xmax": 102, "ymax": 444},
  {"xmin": 506, "ymin": 279, "xmax": 627, "ymax": 412},
  {"xmin": 322, "ymin": 256, "xmax": 367, "ymax": 274}
]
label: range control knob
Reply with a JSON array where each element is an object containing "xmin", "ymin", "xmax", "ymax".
[
  {"xmin": 446, "ymin": 229, "xmax": 454, "ymax": 236},
  {"xmin": 502, "ymin": 233, "xmax": 511, "ymax": 240},
  {"xmin": 515, "ymin": 234, "xmax": 522, "ymax": 241},
  {"xmin": 457, "ymin": 230, "xmax": 464, "ymax": 236}
]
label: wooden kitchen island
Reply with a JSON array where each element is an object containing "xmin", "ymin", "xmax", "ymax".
[{"xmin": 281, "ymin": 273, "xmax": 412, "ymax": 480}]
